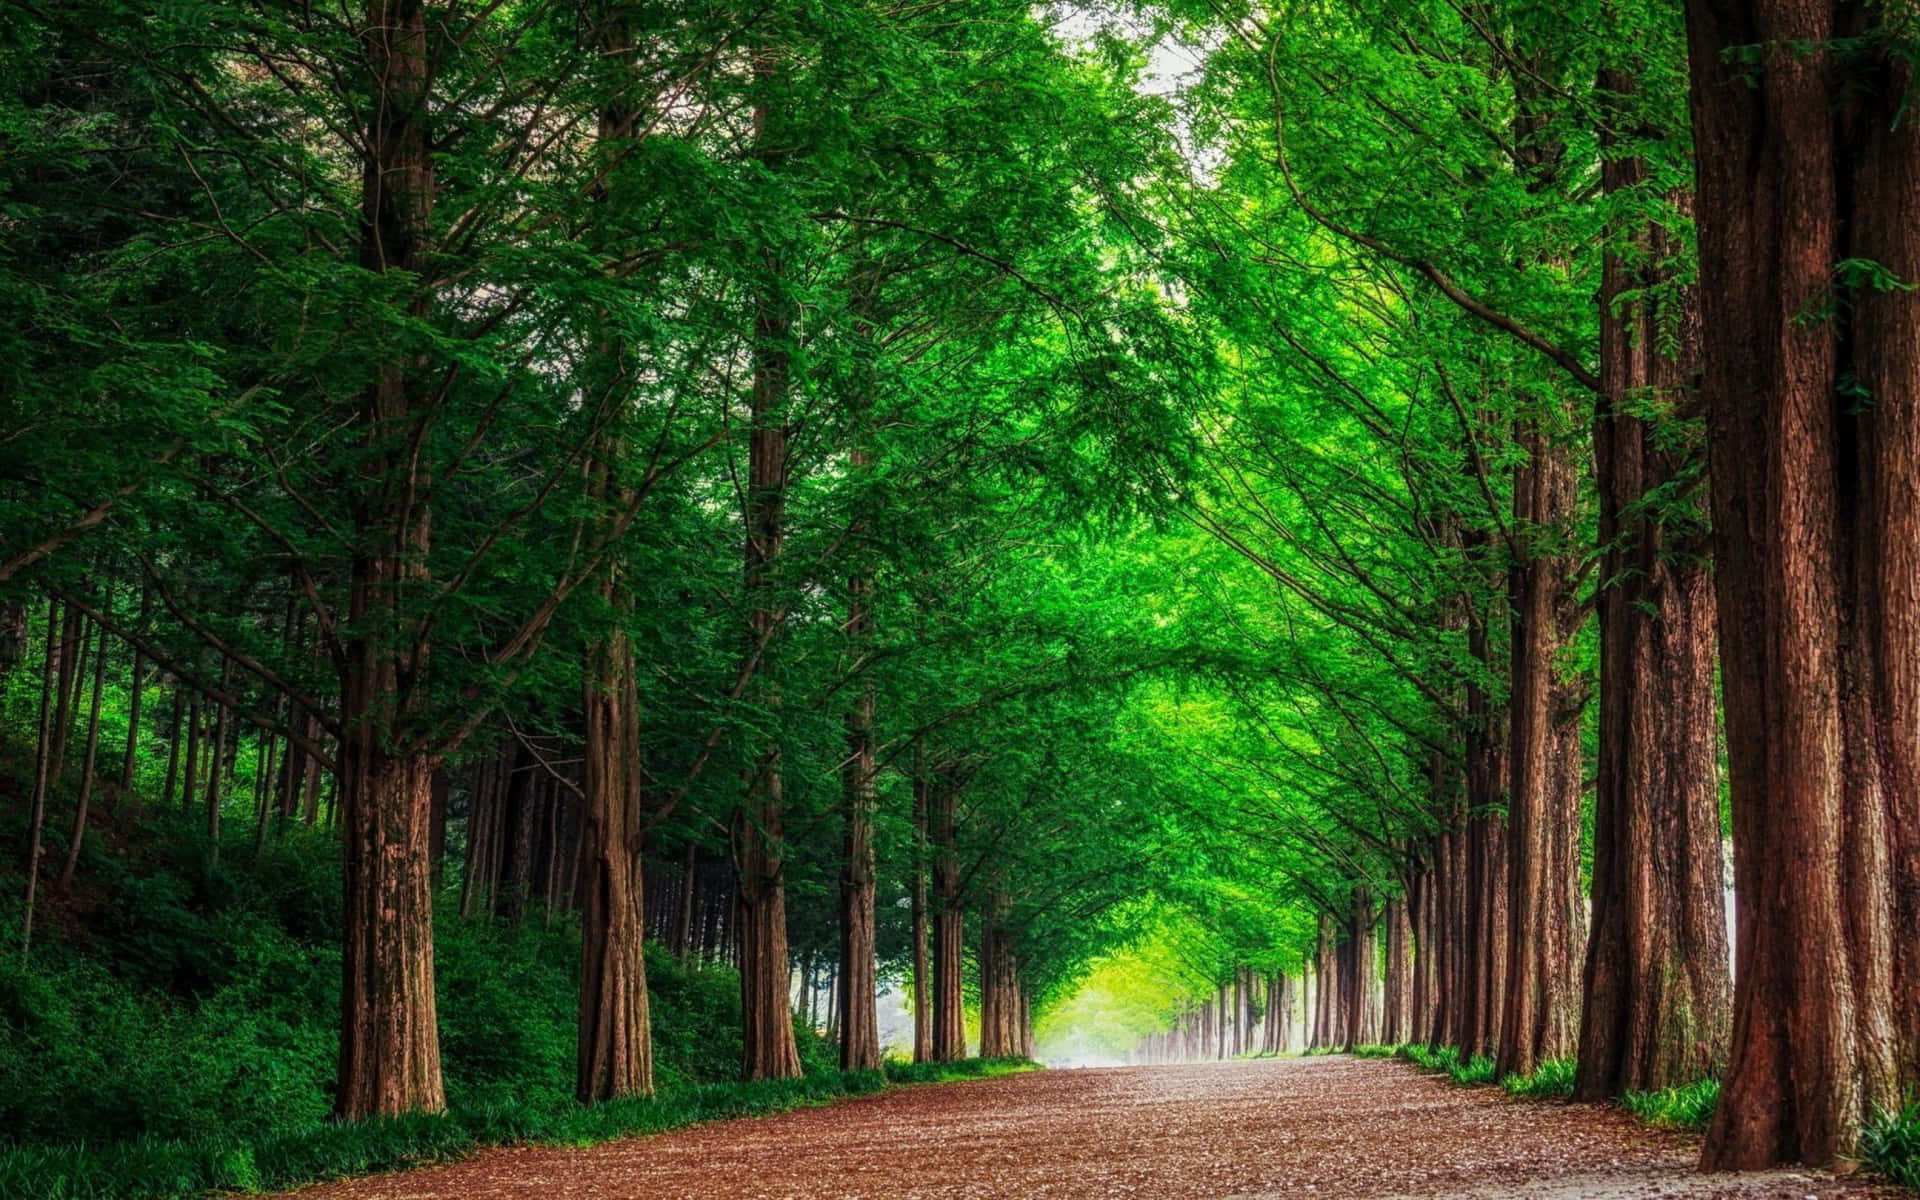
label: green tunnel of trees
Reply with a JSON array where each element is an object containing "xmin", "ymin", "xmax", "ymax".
[{"xmin": 2, "ymin": 0, "xmax": 1917, "ymax": 1187}]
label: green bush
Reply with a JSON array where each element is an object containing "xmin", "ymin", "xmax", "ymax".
[
  {"xmin": 1864, "ymin": 1098, "xmax": 1920, "ymax": 1190},
  {"xmin": 1448, "ymin": 1054, "xmax": 1497, "ymax": 1085},
  {"xmin": 1621, "ymin": 1077, "xmax": 1719, "ymax": 1130},
  {"xmin": 1402, "ymin": 1043, "xmax": 1461, "ymax": 1073},
  {"xmin": 1501, "ymin": 1057, "xmax": 1575, "ymax": 1099},
  {"xmin": 1349, "ymin": 1043, "xmax": 1399, "ymax": 1059}
]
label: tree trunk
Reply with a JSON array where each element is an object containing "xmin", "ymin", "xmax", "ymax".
[
  {"xmin": 979, "ymin": 889, "xmax": 1022, "ymax": 1058},
  {"xmin": 578, "ymin": 613, "xmax": 652, "ymax": 1100},
  {"xmin": 1575, "ymin": 84, "xmax": 1730, "ymax": 1101},
  {"xmin": 1498, "ymin": 410, "xmax": 1587, "ymax": 1081},
  {"xmin": 333, "ymin": 0, "xmax": 444, "ymax": 1121},
  {"xmin": 931, "ymin": 774, "xmax": 966, "ymax": 1062},
  {"xmin": 57, "ymin": 619, "xmax": 108, "ymax": 889},
  {"xmin": 1684, "ymin": 0, "xmax": 1920, "ymax": 1166},
  {"xmin": 836, "ymin": 562, "xmax": 881, "ymax": 1072},
  {"xmin": 911, "ymin": 770, "xmax": 933, "ymax": 1063},
  {"xmin": 20, "ymin": 598, "xmax": 61, "ymax": 955},
  {"xmin": 1383, "ymin": 896, "xmax": 1413, "ymax": 1046}
]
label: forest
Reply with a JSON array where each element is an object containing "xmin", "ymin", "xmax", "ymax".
[{"xmin": 1, "ymin": 0, "xmax": 1917, "ymax": 1196}]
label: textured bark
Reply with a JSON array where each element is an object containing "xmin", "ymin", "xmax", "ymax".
[
  {"xmin": 930, "ymin": 776, "xmax": 966, "ymax": 1062},
  {"xmin": 578, "ymin": 618, "xmax": 652, "ymax": 1100},
  {"xmin": 979, "ymin": 890, "xmax": 1023, "ymax": 1058},
  {"xmin": 334, "ymin": 0, "xmax": 444, "ymax": 1120},
  {"xmin": 1498, "ymin": 410, "xmax": 1587, "ymax": 1081},
  {"xmin": 1383, "ymin": 896, "xmax": 1414, "ymax": 1046},
  {"xmin": 1684, "ymin": 0, "xmax": 1920, "ymax": 1167},
  {"xmin": 1344, "ymin": 888, "xmax": 1379, "ymax": 1049},
  {"xmin": 910, "ymin": 771, "xmax": 933, "ymax": 1064},
  {"xmin": 1574, "ymin": 90, "xmax": 1729, "ymax": 1101},
  {"xmin": 836, "ymin": 536, "xmax": 880, "ymax": 1072}
]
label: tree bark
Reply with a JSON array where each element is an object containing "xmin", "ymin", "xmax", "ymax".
[
  {"xmin": 333, "ymin": 0, "xmax": 444, "ymax": 1120},
  {"xmin": 1574, "ymin": 81, "xmax": 1730, "ymax": 1100},
  {"xmin": 57, "ymin": 616, "xmax": 108, "ymax": 889},
  {"xmin": 911, "ymin": 769, "xmax": 933, "ymax": 1063},
  {"xmin": 1684, "ymin": 0, "xmax": 1920, "ymax": 1166},
  {"xmin": 1498, "ymin": 409, "xmax": 1587, "ymax": 1080},
  {"xmin": 931, "ymin": 773, "xmax": 966, "ymax": 1062}
]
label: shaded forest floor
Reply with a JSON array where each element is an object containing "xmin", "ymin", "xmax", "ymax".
[{"xmin": 279, "ymin": 1055, "xmax": 1905, "ymax": 1199}]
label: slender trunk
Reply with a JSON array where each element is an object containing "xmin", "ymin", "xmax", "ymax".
[
  {"xmin": 931, "ymin": 774, "xmax": 966, "ymax": 1062},
  {"xmin": 57, "ymin": 621, "xmax": 109, "ymax": 888},
  {"xmin": 20, "ymin": 598, "xmax": 61, "ymax": 955},
  {"xmin": 836, "ymin": 563, "xmax": 880, "ymax": 1072},
  {"xmin": 910, "ymin": 770, "xmax": 933, "ymax": 1063},
  {"xmin": 161, "ymin": 688, "xmax": 184, "ymax": 815},
  {"xmin": 1685, "ymin": 0, "xmax": 1919, "ymax": 1165},
  {"xmin": 119, "ymin": 590, "xmax": 150, "ymax": 794}
]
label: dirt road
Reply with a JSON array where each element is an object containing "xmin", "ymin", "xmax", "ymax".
[{"xmin": 282, "ymin": 1056, "xmax": 1903, "ymax": 1198}]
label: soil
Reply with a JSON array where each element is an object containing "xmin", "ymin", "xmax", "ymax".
[{"xmin": 278, "ymin": 1055, "xmax": 1906, "ymax": 1198}]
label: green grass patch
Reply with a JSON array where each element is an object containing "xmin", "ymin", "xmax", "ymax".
[
  {"xmin": 1864, "ymin": 1097, "xmax": 1920, "ymax": 1191},
  {"xmin": 1402, "ymin": 1043, "xmax": 1461, "ymax": 1073},
  {"xmin": 1621, "ymin": 1077, "xmax": 1719, "ymax": 1130},
  {"xmin": 1349, "ymin": 1043, "xmax": 1399, "ymax": 1058},
  {"xmin": 1501, "ymin": 1057, "xmax": 1575, "ymax": 1099},
  {"xmin": 1448, "ymin": 1053, "xmax": 1497, "ymax": 1085}
]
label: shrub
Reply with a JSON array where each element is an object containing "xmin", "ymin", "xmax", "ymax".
[
  {"xmin": 1501, "ymin": 1057, "xmax": 1575, "ymax": 1099},
  {"xmin": 1621, "ymin": 1077, "xmax": 1719, "ymax": 1130},
  {"xmin": 1403, "ymin": 1043, "xmax": 1461, "ymax": 1073},
  {"xmin": 1350, "ymin": 1043, "xmax": 1399, "ymax": 1059},
  {"xmin": 1864, "ymin": 1097, "xmax": 1920, "ymax": 1191},
  {"xmin": 1448, "ymin": 1054, "xmax": 1497, "ymax": 1085}
]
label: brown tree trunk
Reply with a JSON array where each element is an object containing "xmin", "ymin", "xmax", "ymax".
[
  {"xmin": 20, "ymin": 598, "xmax": 61, "ymax": 954},
  {"xmin": 1684, "ymin": 0, "xmax": 1920, "ymax": 1166},
  {"xmin": 333, "ymin": 0, "xmax": 444, "ymax": 1120},
  {"xmin": 1574, "ymin": 82, "xmax": 1730, "ymax": 1101},
  {"xmin": 911, "ymin": 770, "xmax": 933, "ymax": 1064},
  {"xmin": 57, "ymin": 618, "xmax": 108, "ymax": 889},
  {"xmin": 578, "ymin": 611, "xmax": 652, "ymax": 1100},
  {"xmin": 1498, "ymin": 411, "xmax": 1587, "ymax": 1081},
  {"xmin": 930, "ymin": 774, "xmax": 966, "ymax": 1062},
  {"xmin": 836, "ymin": 554, "xmax": 881, "ymax": 1072},
  {"xmin": 1383, "ymin": 896, "xmax": 1413, "ymax": 1046},
  {"xmin": 979, "ymin": 889, "xmax": 1022, "ymax": 1058}
]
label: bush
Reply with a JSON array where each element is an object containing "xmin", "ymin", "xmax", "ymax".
[
  {"xmin": 1402, "ymin": 1043, "xmax": 1461, "ymax": 1073},
  {"xmin": 1501, "ymin": 1057, "xmax": 1575, "ymax": 1099},
  {"xmin": 1621, "ymin": 1077, "xmax": 1719, "ymax": 1130},
  {"xmin": 1349, "ymin": 1043, "xmax": 1399, "ymax": 1059},
  {"xmin": 1448, "ymin": 1054, "xmax": 1497, "ymax": 1085},
  {"xmin": 1864, "ymin": 1098, "xmax": 1920, "ymax": 1191}
]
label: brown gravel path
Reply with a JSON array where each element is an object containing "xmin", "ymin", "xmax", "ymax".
[{"xmin": 280, "ymin": 1056, "xmax": 1906, "ymax": 1199}]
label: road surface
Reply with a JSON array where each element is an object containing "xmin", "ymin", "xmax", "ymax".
[{"xmin": 282, "ymin": 1055, "xmax": 1902, "ymax": 1198}]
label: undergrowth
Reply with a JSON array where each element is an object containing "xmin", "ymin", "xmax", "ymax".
[
  {"xmin": 1863, "ymin": 1098, "xmax": 1920, "ymax": 1191},
  {"xmin": 1620, "ymin": 1078, "xmax": 1719, "ymax": 1130},
  {"xmin": 1349, "ymin": 1043, "xmax": 1398, "ymax": 1058},
  {"xmin": 0, "ymin": 807, "xmax": 1039, "ymax": 1199},
  {"xmin": 1501, "ymin": 1058, "xmax": 1575, "ymax": 1099}
]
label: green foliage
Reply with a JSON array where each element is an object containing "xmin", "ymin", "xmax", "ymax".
[
  {"xmin": 1402, "ymin": 1044, "xmax": 1462, "ymax": 1073},
  {"xmin": 1449, "ymin": 1055, "xmax": 1498, "ymax": 1086},
  {"xmin": 1501, "ymin": 1059, "xmax": 1576, "ymax": 1100},
  {"xmin": 1349, "ymin": 1044, "xmax": 1400, "ymax": 1059},
  {"xmin": 1864, "ymin": 1099, "xmax": 1920, "ymax": 1191},
  {"xmin": 1621, "ymin": 1078, "xmax": 1720, "ymax": 1130}
]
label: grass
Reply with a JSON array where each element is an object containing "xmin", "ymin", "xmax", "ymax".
[
  {"xmin": 0, "ymin": 1056, "xmax": 1040, "ymax": 1200},
  {"xmin": 1349, "ymin": 1043, "xmax": 1399, "ymax": 1059},
  {"xmin": 1620, "ymin": 1077, "xmax": 1719, "ymax": 1130},
  {"xmin": 1864, "ymin": 1098, "xmax": 1920, "ymax": 1191},
  {"xmin": 1501, "ymin": 1057, "xmax": 1575, "ymax": 1099}
]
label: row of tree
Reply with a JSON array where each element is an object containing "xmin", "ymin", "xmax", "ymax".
[{"xmin": 1113, "ymin": 0, "xmax": 1918, "ymax": 1174}]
